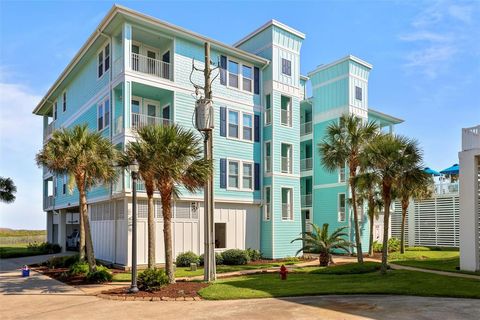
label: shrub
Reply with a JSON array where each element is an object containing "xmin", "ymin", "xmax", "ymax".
[
  {"xmin": 199, "ymin": 252, "xmax": 224, "ymax": 266},
  {"xmin": 221, "ymin": 249, "xmax": 250, "ymax": 265},
  {"xmin": 175, "ymin": 251, "xmax": 200, "ymax": 267},
  {"xmin": 137, "ymin": 268, "xmax": 168, "ymax": 292},
  {"xmin": 372, "ymin": 238, "xmax": 400, "ymax": 253},
  {"xmin": 246, "ymin": 248, "xmax": 262, "ymax": 261},
  {"xmin": 373, "ymin": 241, "xmax": 383, "ymax": 253},
  {"xmin": 283, "ymin": 256, "xmax": 300, "ymax": 264},
  {"xmin": 69, "ymin": 261, "xmax": 89, "ymax": 276},
  {"xmin": 28, "ymin": 242, "xmax": 62, "ymax": 254},
  {"xmin": 406, "ymin": 246, "xmax": 431, "ymax": 251},
  {"xmin": 86, "ymin": 266, "xmax": 112, "ymax": 283},
  {"xmin": 45, "ymin": 254, "xmax": 78, "ymax": 269}
]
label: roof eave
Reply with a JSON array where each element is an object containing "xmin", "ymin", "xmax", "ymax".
[
  {"xmin": 233, "ymin": 19, "xmax": 305, "ymax": 48},
  {"xmin": 368, "ymin": 108, "xmax": 404, "ymax": 124}
]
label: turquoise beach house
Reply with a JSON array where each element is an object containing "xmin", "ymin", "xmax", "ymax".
[{"xmin": 33, "ymin": 5, "xmax": 401, "ymax": 267}]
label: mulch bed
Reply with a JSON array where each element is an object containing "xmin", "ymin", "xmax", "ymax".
[
  {"xmin": 30, "ymin": 265, "xmax": 125, "ymax": 285},
  {"xmin": 100, "ymin": 282, "xmax": 209, "ymax": 301}
]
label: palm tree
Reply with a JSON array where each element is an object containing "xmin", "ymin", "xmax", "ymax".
[
  {"xmin": 292, "ymin": 223, "xmax": 351, "ymax": 266},
  {"xmin": 120, "ymin": 129, "xmax": 158, "ymax": 269},
  {"xmin": 361, "ymin": 133, "xmax": 419, "ymax": 274},
  {"xmin": 0, "ymin": 177, "xmax": 17, "ymax": 203},
  {"xmin": 140, "ymin": 124, "xmax": 211, "ymax": 284},
  {"xmin": 354, "ymin": 172, "xmax": 383, "ymax": 256},
  {"xmin": 36, "ymin": 124, "xmax": 117, "ymax": 271},
  {"xmin": 397, "ymin": 166, "xmax": 432, "ymax": 254},
  {"xmin": 318, "ymin": 113, "xmax": 379, "ymax": 263}
]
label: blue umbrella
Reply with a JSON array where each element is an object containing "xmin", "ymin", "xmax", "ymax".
[
  {"xmin": 424, "ymin": 167, "xmax": 441, "ymax": 176},
  {"xmin": 440, "ymin": 164, "xmax": 459, "ymax": 175}
]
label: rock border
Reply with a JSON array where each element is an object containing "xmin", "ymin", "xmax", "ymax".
[{"xmin": 96, "ymin": 293, "xmax": 202, "ymax": 301}]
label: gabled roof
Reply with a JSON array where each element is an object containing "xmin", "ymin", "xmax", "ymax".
[{"xmin": 233, "ymin": 19, "xmax": 305, "ymax": 48}]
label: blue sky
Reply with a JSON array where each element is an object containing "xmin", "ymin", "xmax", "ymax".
[{"xmin": 0, "ymin": 0, "xmax": 479, "ymax": 229}]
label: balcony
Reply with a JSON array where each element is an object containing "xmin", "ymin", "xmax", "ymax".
[
  {"xmin": 301, "ymin": 158, "xmax": 312, "ymax": 171},
  {"xmin": 434, "ymin": 182, "xmax": 459, "ymax": 195},
  {"xmin": 44, "ymin": 196, "xmax": 54, "ymax": 210},
  {"xmin": 131, "ymin": 53, "xmax": 172, "ymax": 81},
  {"xmin": 131, "ymin": 113, "xmax": 171, "ymax": 130},
  {"xmin": 281, "ymin": 157, "xmax": 292, "ymax": 174},
  {"xmin": 301, "ymin": 194, "xmax": 312, "ymax": 207},
  {"xmin": 44, "ymin": 121, "xmax": 55, "ymax": 141},
  {"xmin": 462, "ymin": 125, "xmax": 480, "ymax": 151},
  {"xmin": 301, "ymin": 121, "xmax": 312, "ymax": 136}
]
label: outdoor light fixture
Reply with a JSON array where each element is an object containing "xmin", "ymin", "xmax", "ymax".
[{"xmin": 129, "ymin": 159, "xmax": 139, "ymax": 293}]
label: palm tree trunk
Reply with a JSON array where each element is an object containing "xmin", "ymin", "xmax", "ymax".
[
  {"xmin": 381, "ymin": 184, "xmax": 391, "ymax": 275},
  {"xmin": 400, "ymin": 197, "xmax": 408, "ymax": 254},
  {"xmin": 349, "ymin": 171, "xmax": 364, "ymax": 263},
  {"xmin": 319, "ymin": 251, "xmax": 330, "ymax": 266},
  {"xmin": 79, "ymin": 200, "xmax": 86, "ymax": 261},
  {"xmin": 161, "ymin": 189, "xmax": 175, "ymax": 284},
  {"xmin": 147, "ymin": 191, "xmax": 155, "ymax": 269},
  {"xmin": 78, "ymin": 182, "xmax": 96, "ymax": 271},
  {"xmin": 368, "ymin": 210, "xmax": 375, "ymax": 256}
]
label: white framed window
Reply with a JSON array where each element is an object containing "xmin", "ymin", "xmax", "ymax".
[
  {"xmin": 62, "ymin": 91, "xmax": 67, "ymax": 112},
  {"xmin": 264, "ymin": 141, "xmax": 272, "ymax": 173},
  {"xmin": 242, "ymin": 65, "xmax": 252, "ymax": 92},
  {"xmin": 242, "ymin": 113, "xmax": 253, "ymax": 141},
  {"xmin": 228, "ymin": 110, "xmax": 239, "ymax": 138},
  {"xmin": 338, "ymin": 193, "xmax": 346, "ymax": 222},
  {"xmin": 265, "ymin": 94, "xmax": 272, "ymax": 125},
  {"xmin": 242, "ymin": 163, "xmax": 253, "ymax": 190},
  {"xmin": 355, "ymin": 86, "xmax": 362, "ymax": 101},
  {"xmin": 339, "ymin": 166, "xmax": 346, "ymax": 183},
  {"xmin": 281, "ymin": 143, "xmax": 293, "ymax": 174},
  {"xmin": 97, "ymin": 98, "xmax": 110, "ymax": 131},
  {"xmin": 228, "ymin": 60, "xmax": 239, "ymax": 88},
  {"xmin": 281, "ymin": 187, "xmax": 293, "ymax": 220},
  {"xmin": 282, "ymin": 58, "xmax": 292, "ymax": 76},
  {"xmin": 264, "ymin": 186, "xmax": 271, "ymax": 221},
  {"xmin": 97, "ymin": 43, "xmax": 110, "ymax": 78},
  {"xmin": 280, "ymin": 95, "xmax": 292, "ymax": 127},
  {"xmin": 228, "ymin": 160, "xmax": 239, "ymax": 188},
  {"xmin": 62, "ymin": 175, "xmax": 67, "ymax": 195},
  {"xmin": 215, "ymin": 223, "xmax": 226, "ymax": 248}
]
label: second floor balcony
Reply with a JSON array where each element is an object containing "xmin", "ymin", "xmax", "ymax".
[
  {"xmin": 301, "ymin": 121, "xmax": 312, "ymax": 136},
  {"xmin": 131, "ymin": 52, "xmax": 172, "ymax": 81},
  {"xmin": 434, "ymin": 182, "xmax": 459, "ymax": 195},
  {"xmin": 131, "ymin": 113, "xmax": 171, "ymax": 130},
  {"xmin": 301, "ymin": 158, "xmax": 312, "ymax": 171},
  {"xmin": 301, "ymin": 194, "xmax": 312, "ymax": 207}
]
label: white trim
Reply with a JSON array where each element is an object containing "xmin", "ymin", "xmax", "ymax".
[
  {"xmin": 264, "ymin": 93, "xmax": 272, "ymax": 126},
  {"xmin": 264, "ymin": 140, "xmax": 272, "ymax": 174},
  {"xmin": 226, "ymin": 108, "xmax": 254, "ymax": 143},
  {"xmin": 263, "ymin": 186, "xmax": 271, "ymax": 221},
  {"xmin": 97, "ymin": 41, "xmax": 111, "ymax": 80},
  {"xmin": 280, "ymin": 186, "xmax": 294, "ymax": 221},
  {"xmin": 225, "ymin": 56, "xmax": 255, "ymax": 95},
  {"xmin": 234, "ymin": 19, "xmax": 305, "ymax": 48},
  {"xmin": 226, "ymin": 158, "xmax": 254, "ymax": 192},
  {"xmin": 338, "ymin": 192, "xmax": 346, "ymax": 222},
  {"xmin": 307, "ymin": 55, "xmax": 372, "ymax": 77},
  {"xmin": 313, "ymin": 106, "xmax": 348, "ymax": 124},
  {"xmin": 313, "ymin": 182, "xmax": 347, "ymax": 189},
  {"xmin": 97, "ymin": 96, "xmax": 110, "ymax": 132}
]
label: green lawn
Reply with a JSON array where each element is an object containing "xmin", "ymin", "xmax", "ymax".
[
  {"xmin": 388, "ymin": 250, "xmax": 480, "ymax": 276},
  {"xmin": 199, "ymin": 263, "xmax": 480, "ymax": 300},
  {"xmin": 0, "ymin": 243, "xmax": 39, "ymax": 259}
]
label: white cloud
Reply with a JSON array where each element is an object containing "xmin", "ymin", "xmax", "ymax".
[
  {"xmin": 399, "ymin": 31, "xmax": 452, "ymax": 43},
  {"xmin": 0, "ymin": 81, "xmax": 45, "ymax": 229},
  {"xmin": 448, "ymin": 4, "xmax": 474, "ymax": 24},
  {"xmin": 404, "ymin": 45, "xmax": 457, "ymax": 78}
]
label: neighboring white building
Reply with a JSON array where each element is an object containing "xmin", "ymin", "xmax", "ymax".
[{"xmin": 459, "ymin": 125, "xmax": 480, "ymax": 272}]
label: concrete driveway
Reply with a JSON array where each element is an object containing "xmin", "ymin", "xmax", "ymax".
[{"xmin": 1, "ymin": 254, "xmax": 479, "ymax": 320}]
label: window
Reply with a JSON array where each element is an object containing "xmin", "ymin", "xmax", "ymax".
[
  {"xmin": 62, "ymin": 175, "xmax": 67, "ymax": 195},
  {"xmin": 339, "ymin": 166, "xmax": 346, "ymax": 183},
  {"xmin": 228, "ymin": 160, "xmax": 239, "ymax": 188},
  {"xmin": 265, "ymin": 142, "xmax": 272, "ymax": 173},
  {"xmin": 282, "ymin": 58, "xmax": 292, "ymax": 76},
  {"xmin": 228, "ymin": 110, "xmax": 239, "ymax": 138},
  {"xmin": 282, "ymin": 188, "xmax": 293, "ymax": 220},
  {"xmin": 97, "ymin": 98, "xmax": 110, "ymax": 131},
  {"xmin": 242, "ymin": 65, "xmax": 252, "ymax": 92},
  {"xmin": 242, "ymin": 163, "xmax": 253, "ymax": 190},
  {"xmin": 281, "ymin": 95, "xmax": 292, "ymax": 126},
  {"xmin": 228, "ymin": 60, "xmax": 239, "ymax": 88},
  {"xmin": 53, "ymin": 102, "xmax": 57, "ymax": 121},
  {"xmin": 338, "ymin": 193, "xmax": 346, "ymax": 222},
  {"xmin": 265, "ymin": 94, "xmax": 272, "ymax": 125},
  {"xmin": 281, "ymin": 143, "xmax": 293, "ymax": 174},
  {"xmin": 215, "ymin": 223, "xmax": 226, "ymax": 248},
  {"xmin": 242, "ymin": 113, "xmax": 253, "ymax": 141},
  {"xmin": 355, "ymin": 86, "xmax": 362, "ymax": 101},
  {"xmin": 97, "ymin": 43, "xmax": 110, "ymax": 78},
  {"xmin": 264, "ymin": 186, "xmax": 271, "ymax": 220},
  {"xmin": 62, "ymin": 91, "xmax": 67, "ymax": 112}
]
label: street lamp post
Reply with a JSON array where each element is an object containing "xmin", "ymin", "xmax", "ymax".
[{"xmin": 129, "ymin": 160, "xmax": 139, "ymax": 293}]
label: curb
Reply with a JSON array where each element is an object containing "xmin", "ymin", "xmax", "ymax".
[{"xmin": 96, "ymin": 293, "xmax": 202, "ymax": 301}]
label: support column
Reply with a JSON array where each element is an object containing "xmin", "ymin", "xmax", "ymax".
[
  {"xmin": 46, "ymin": 212, "xmax": 53, "ymax": 243},
  {"xmin": 58, "ymin": 210, "xmax": 67, "ymax": 253}
]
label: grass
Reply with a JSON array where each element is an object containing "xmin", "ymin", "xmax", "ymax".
[
  {"xmin": 198, "ymin": 263, "xmax": 480, "ymax": 300},
  {"xmin": 0, "ymin": 229, "xmax": 46, "ymax": 237},
  {"xmin": 0, "ymin": 244, "xmax": 44, "ymax": 259},
  {"xmin": 388, "ymin": 250, "xmax": 480, "ymax": 275}
]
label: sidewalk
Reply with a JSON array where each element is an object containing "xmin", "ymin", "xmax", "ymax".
[{"xmin": 389, "ymin": 263, "xmax": 480, "ymax": 280}]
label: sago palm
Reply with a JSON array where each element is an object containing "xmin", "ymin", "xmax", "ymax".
[
  {"xmin": 354, "ymin": 172, "xmax": 383, "ymax": 256},
  {"xmin": 292, "ymin": 223, "xmax": 351, "ymax": 266},
  {"xmin": 36, "ymin": 124, "xmax": 117, "ymax": 271},
  {"xmin": 120, "ymin": 129, "xmax": 158, "ymax": 269},
  {"xmin": 318, "ymin": 113, "xmax": 378, "ymax": 263},
  {"xmin": 361, "ymin": 133, "xmax": 419, "ymax": 274},
  {"xmin": 0, "ymin": 177, "xmax": 17, "ymax": 203},
  {"xmin": 144, "ymin": 124, "xmax": 212, "ymax": 284}
]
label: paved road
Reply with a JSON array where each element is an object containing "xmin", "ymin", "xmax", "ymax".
[{"xmin": 1, "ymin": 254, "xmax": 479, "ymax": 320}]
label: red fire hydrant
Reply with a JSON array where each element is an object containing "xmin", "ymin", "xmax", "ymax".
[{"xmin": 279, "ymin": 264, "xmax": 288, "ymax": 280}]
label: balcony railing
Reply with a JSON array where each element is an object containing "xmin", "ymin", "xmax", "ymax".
[
  {"xmin": 131, "ymin": 113, "xmax": 171, "ymax": 130},
  {"xmin": 281, "ymin": 109, "xmax": 291, "ymax": 126},
  {"xmin": 282, "ymin": 203, "xmax": 292, "ymax": 220},
  {"xmin": 301, "ymin": 194, "xmax": 312, "ymax": 207},
  {"xmin": 434, "ymin": 182, "xmax": 459, "ymax": 195},
  {"xmin": 44, "ymin": 121, "xmax": 55, "ymax": 140},
  {"xmin": 281, "ymin": 157, "xmax": 292, "ymax": 174},
  {"xmin": 301, "ymin": 121, "xmax": 312, "ymax": 136},
  {"xmin": 44, "ymin": 196, "xmax": 54, "ymax": 210},
  {"xmin": 301, "ymin": 158, "xmax": 312, "ymax": 171},
  {"xmin": 131, "ymin": 53, "xmax": 172, "ymax": 81},
  {"xmin": 462, "ymin": 125, "xmax": 480, "ymax": 151}
]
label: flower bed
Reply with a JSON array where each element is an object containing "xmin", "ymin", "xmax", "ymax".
[{"xmin": 101, "ymin": 282, "xmax": 209, "ymax": 301}]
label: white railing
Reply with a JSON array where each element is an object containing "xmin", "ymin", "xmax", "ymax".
[
  {"xmin": 44, "ymin": 196, "xmax": 54, "ymax": 210},
  {"xmin": 44, "ymin": 121, "xmax": 55, "ymax": 140},
  {"xmin": 301, "ymin": 194, "xmax": 312, "ymax": 207},
  {"xmin": 113, "ymin": 56, "xmax": 123, "ymax": 77},
  {"xmin": 281, "ymin": 109, "xmax": 291, "ymax": 126},
  {"xmin": 281, "ymin": 156, "xmax": 292, "ymax": 174},
  {"xmin": 462, "ymin": 125, "xmax": 480, "ymax": 151},
  {"xmin": 131, "ymin": 53, "xmax": 172, "ymax": 81},
  {"xmin": 265, "ymin": 156, "xmax": 272, "ymax": 173},
  {"xmin": 131, "ymin": 113, "xmax": 171, "ymax": 130},
  {"xmin": 301, "ymin": 121, "xmax": 312, "ymax": 135},
  {"xmin": 301, "ymin": 158, "xmax": 312, "ymax": 171},
  {"xmin": 434, "ymin": 182, "xmax": 459, "ymax": 195},
  {"xmin": 282, "ymin": 203, "xmax": 292, "ymax": 220}
]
